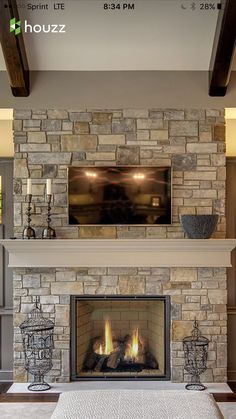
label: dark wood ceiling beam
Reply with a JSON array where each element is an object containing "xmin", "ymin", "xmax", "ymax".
[
  {"xmin": 0, "ymin": 0, "xmax": 29, "ymax": 97},
  {"xmin": 209, "ymin": 0, "xmax": 236, "ymax": 96}
]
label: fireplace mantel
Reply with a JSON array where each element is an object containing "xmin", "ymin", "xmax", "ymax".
[{"xmin": 1, "ymin": 239, "xmax": 236, "ymax": 268}]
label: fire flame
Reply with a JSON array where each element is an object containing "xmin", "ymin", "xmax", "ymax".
[
  {"xmin": 125, "ymin": 328, "xmax": 139, "ymax": 361},
  {"xmin": 104, "ymin": 320, "xmax": 114, "ymax": 355},
  {"xmin": 94, "ymin": 322, "xmax": 142, "ymax": 362},
  {"xmin": 98, "ymin": 344, "xmax": 103, "ymax": 355}
]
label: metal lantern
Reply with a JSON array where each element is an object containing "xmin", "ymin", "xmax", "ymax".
[
  {"xmin": 183, "ymin": 320, "xmax": 209, "ymax": 391},
  {"xmin": 20, "ymin": 299, "xmax": 54, "ymax": 391}
]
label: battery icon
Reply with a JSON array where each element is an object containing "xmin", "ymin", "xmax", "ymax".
[{"xmin": 217, "ymin": 3, "xmax": 222, "ymax": 9}]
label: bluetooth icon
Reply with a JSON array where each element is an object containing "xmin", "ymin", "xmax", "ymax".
[{"xmin": 191, "ymin": 2, "xmax": 196, "ymax": 10}]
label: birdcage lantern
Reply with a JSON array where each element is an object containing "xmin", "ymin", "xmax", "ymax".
[
  {"xmin": 183, "ymin": 320, "xmax": 209, "ymax": 391},
  {"xmin": 20, "ymin": 298, "xmax": 54, "ymax": 391}
]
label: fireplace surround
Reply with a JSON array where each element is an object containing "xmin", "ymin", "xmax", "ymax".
[
  {"xmin": 71, "ymin": 295, "xmax": 171, "ymax": 381},
  {"xmin": 6, "ymin": 261, "xmax": 232, "ymax": 384},
  {"xmin": 2, "ymin": 238, "xmax": 235, "ymax": 384}
]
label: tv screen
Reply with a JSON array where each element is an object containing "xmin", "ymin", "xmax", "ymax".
[{"xmin": 68, "ymin": 166, "xmax": 171, "ymax": 225}]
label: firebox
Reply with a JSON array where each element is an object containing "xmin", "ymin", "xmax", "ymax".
[{"xmin": 71, "ymin": 296, "xmax": 170, "ymax": 380}]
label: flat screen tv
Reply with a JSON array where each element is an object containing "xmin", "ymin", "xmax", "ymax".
[{"xmin": 68, "ymin": 166, "xmax": 171, "ymax": 225}]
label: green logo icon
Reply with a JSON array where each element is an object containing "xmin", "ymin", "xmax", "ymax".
[{"xmin": 10, "ymin": 18, "xmax": 21, "ymax": 35}]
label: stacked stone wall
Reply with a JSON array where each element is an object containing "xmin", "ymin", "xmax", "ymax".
[{"xmin": 13, "ymin": 108, "xmax": 226, "ymax": 239}]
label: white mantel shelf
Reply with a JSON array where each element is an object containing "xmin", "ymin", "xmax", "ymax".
[{"xmin": 0, "ymin": 239, "xmax": 236, "ymax": 268}]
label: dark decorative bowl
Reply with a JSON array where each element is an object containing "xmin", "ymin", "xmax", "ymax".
[{"xmin": 180, "ymin": 214, "xmax": 219, "ymax": 239}]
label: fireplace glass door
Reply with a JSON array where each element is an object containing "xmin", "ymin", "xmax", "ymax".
[{"xmin": 71, "ymin": 296, "xmax": 170, "ymax": 380}]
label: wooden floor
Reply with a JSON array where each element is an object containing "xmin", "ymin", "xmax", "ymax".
[
  {"xmin": 0, "ymin": 382, "xmax": 236, "ymax": 403},
  {"xmin": 0, "ymin": 393, "xmax": 59, "ymax": 403},
  {"xmin": 213, "ymin": 393, "xmax": 236, "ymax": 402},
  {"xmin": 228, "ymin": 381, "xmax": 236, "ymax": 392},
  {"xmin": 0, "ymin": 382, "xmax": 12, "ymax": 394}
]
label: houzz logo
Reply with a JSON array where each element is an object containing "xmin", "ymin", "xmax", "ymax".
[
  {"xmin": 9, "ymin": 18, "xmax": 66, "ymax": 35},
  {"xmin": 10, "ymin": 18, "xmax": 21, "ymax": 36}
]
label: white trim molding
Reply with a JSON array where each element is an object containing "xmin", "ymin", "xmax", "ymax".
[{"xmin": 0, "ymin": 239, "xmax": 236, "ymax": 268}]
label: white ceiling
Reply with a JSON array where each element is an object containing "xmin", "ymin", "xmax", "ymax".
[{"xmin": 0, "ymin": 0, "xmax": 221, "ymax": 71}]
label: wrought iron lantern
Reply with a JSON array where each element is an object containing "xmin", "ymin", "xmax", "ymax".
[
  {"xmin": 20, "ymin": 298, "xmax": 54, "ymax": 391},
  {"xmin": 183, "ymin": 320, "xmax": 209, "ymax": 391}
]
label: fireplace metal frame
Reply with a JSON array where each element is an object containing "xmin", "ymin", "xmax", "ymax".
[{"xmin": 70, "ymin": 295, "xmax": 171, "ymax": 381}]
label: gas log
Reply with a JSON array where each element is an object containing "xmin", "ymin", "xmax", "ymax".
[{"xmin": 83, "ymin": 335, "xmax": 159, "ymax": 373}]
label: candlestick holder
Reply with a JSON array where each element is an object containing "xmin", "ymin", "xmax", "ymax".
[
  {"xmin": 42, "ymin": 194, "xmax": 56, "ymax": 239},
  {"xmin": 22, "ymin": 194, "xmax": 36, "ymax": 240}
]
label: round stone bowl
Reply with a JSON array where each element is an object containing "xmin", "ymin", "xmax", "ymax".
[{"xmin": 180, "ymin": 214, "xmax": 219, "ymax": 239}]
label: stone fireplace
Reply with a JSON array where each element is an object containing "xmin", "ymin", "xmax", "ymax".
[
  {"xmin": 7, "ymin": 239, "xmax": 233, "ymax": 384},
  {"xmin": 8, "ymin": 107, "xmax": 233, "ymax": 384}
]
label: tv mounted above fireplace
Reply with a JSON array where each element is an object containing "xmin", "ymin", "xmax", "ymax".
[{"xmin": 68, "ymin": 166, "xmax": 171, "ymax": 225}]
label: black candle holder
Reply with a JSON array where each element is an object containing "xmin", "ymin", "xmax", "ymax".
[
  {"xmin": 22, "ymin": 194, "xmax": 36, "ymax": 239},
  {"xmin": 42, "ymin": 194, "xmax": 56, "ymax": 239}
]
